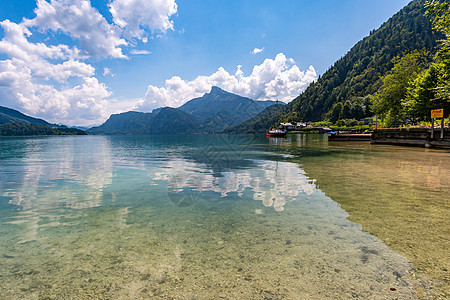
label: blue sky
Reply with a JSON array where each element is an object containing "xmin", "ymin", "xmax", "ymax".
[{"xmin": 0, "ymin": 0, "xmax": 411, "ymax": 126}]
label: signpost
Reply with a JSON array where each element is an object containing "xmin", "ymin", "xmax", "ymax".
[
  {"xmin": 431, "ymin": 108, "xmax": 444, "ymax": 119},
  {"xmin": 430, "ymin": 109, "xmax": 444, "ymax": 139}
]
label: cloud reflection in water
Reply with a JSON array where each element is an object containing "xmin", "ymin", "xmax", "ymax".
[{"xmin": 154, "ymin": 157, "xmax": 315, "ymax": 211}]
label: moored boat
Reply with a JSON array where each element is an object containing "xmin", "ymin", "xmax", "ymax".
[{"xmin": 267, "ymin": 128, "xmax": 287, "ymax": 137}]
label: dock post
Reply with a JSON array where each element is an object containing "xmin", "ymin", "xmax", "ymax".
[
  {"xmin": 441, "ymin": 117, "xmax": 444, "ymax": 139},
  {"xmin": 431, "ymin": 118, "xmax": 434, "ymax": 139}
]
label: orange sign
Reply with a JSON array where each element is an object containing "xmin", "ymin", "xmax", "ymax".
[{"xmin": 431, "ymin": 108, "xmax": 444, "ymax": 118}]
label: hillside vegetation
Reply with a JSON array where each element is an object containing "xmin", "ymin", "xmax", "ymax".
[
  {"xmin": 0, "ymin": 106, "xmax": 87, "ymax": 136},
  {"xmin": 372, "ymin": 0, "xmax": 450, "ymax": 126},
  {"xmin": 235, "ymin": 0, "xmax": 444, "ymax": 132}
]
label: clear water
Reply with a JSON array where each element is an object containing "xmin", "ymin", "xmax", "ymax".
[{"xmin": 0, "ymin": 134, "xmax": 442, "ymax": 299}]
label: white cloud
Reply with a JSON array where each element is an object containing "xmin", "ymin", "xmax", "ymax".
[
  {"xmin": 23, "ymin": 0, "xmax": 127, "ymax": 58},
  {"xmin": 103, "ymin": 67, "xmax": 114, "ymax": 77},
  {"xmin": 138, "ymin": 53, "xmax": 317, "ymax": 111},
  {"xmin": 0, "ymin": 0, "xmax": 181, "ymax": 126},
  {"xmin": 21, "ymin": 0, "xmax": 179, "ymax": 58},
  {"xmin": 0, "ymin": 20, "xmax": 82, "ymax": 63},
  {"xmin": 252, "ymin": 47, "xmax": 264, "ymax": 55},
  {"xmin": 130, "ymin": 49, "xmax": 151, "ymax": 55},
  {"xmin": 0, "ymin": 19, "xmax": 95, "ymax": 84},
  {"xmin": 0, "ymin": 59, "xmax": 111, "ymax": 125},
  {"xmin": 109, "ymin": 0, "xmax": 178, "ymax": 41},
  {"xmin": 105, "ymin": 97, "xmax": 143, "ymax": 115},
  {"xmin": 0, "ymin": 18, "xmax": 111, "ymax": 126}
]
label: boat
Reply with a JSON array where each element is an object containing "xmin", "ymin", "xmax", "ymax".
[{"xmin": 267, "ymin": 128, "xmax": 287, "ymax": 137}]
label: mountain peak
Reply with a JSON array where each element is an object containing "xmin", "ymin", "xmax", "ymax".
[{"xmin": 209, "ymin": 86, "xmax": 226, "ymax": 95}]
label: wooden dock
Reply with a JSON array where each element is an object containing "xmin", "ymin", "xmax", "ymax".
[
  {"xmin": 328, "ymin": 133, "xmax": 372, "ymax": 141},
  {"xmin": 371, "ymin": 128, "xmax": 450, "ymax": 149},
  {"xmin": 327, "ymin": 128, "xmax": 450, "ymax": 149}
]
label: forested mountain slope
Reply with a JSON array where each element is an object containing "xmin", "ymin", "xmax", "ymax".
[
  {"xmin": 0, "ymin": 106, "xmax": 87, "ymax": 136},
  {"xmin": 0, "ymin": 106, "xmax": 51, "ymax": 126},
  {"xmin": 235, "ymin": 0, "xmax": 443, "ymax": 132}
]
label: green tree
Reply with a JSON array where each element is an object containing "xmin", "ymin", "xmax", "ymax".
[
  {"xmin": 350, "ymin": 96, "xmax": 371, "ymax": 120},
  {"xmin": 329, "ymin": 102, "xmax": 343, "ymax": 123},
  {"xmin": 341, "ymin": 101, "xmax": 352, "ymax": 119},
  {"xmin": 405, "ymin": 61, "xmax": 450, "ymax": 121},
  {"xmin": 427, "ymin": 0, "xmax": 450, "ymax": 46},
  {"xmin": 426, "ymin": 0, "xmax": 450, "ymax": 106},
  {"xmin": 372, "ymin": 50, "xmax": 430, "ymax": 126},
  {"xmin": 280, "ymin": 1, "xmax": 442, "ymax": 124}
]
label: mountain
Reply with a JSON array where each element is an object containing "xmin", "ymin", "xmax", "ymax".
[
  {"xmin": 0, "ymin": 106, "xmax": 87, "ymax": 136},
  {"xmin": 89, "ymin": 87, "xmax": 282, "ymax": 135},
  {"xmin": 178, "ymin": 86, "xmax": 279, "ymax": 131},
  {"xmin": 225, "ymin": 104, "xmax": 285, "ymax": 134},
  {"xmin": 0, "ymin": 106, "xmax": 51, "ymax": 126},
  {"xmin": 234, "ymin": 0, "xmax": 443, "ymax": 132},
  {"xmin": 88, "ymin": 111, "xmax": 152, "ymax": 135},
  {"xmin": 70, "ymin": 126, "xmax": 91, "ymax": 131},
  {"xmin": 88, "ymin": 108, "xmax": 201, "ymax": 135},
  {"xmin": 150, "ymin": 107, "xmax": 201, "ymax": 134}
]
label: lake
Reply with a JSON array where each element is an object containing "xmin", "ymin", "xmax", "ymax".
[{"xmin": 0, "ymin": 134, "xmax": 448, "ymax": 299}]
